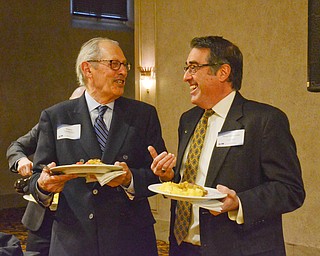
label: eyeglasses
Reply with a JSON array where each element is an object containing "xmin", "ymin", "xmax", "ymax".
[
  {"xmin": 87, "ymin": 59, "xmax": 131, "ymax": 71},
  {"xmin": 183, "ymin": 63, "xmax": 218, "ymax": 75}
]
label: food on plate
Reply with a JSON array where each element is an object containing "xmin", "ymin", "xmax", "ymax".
[
  {"xmin": 159, "ymin": 181, "xmax": 208, "ymax": 197},
  {"xmin": 75, "ymin": 159, "xmax": 106, "ymax": 165}
]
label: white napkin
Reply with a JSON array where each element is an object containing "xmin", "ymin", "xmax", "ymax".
[
  {"xmin": 23, "ymin": 194, "xmax": 37, "ymax": 203},
  {"xmin": 193, "ymin": 199, "xmax": 223, "ymax": 212},
  {"xmin": 23, "ymin": 193, "xmax": 59, "ymax": 211},
  {"xmin": 85, "ymin": 171, "xmax": 126, "ymax": 186}
]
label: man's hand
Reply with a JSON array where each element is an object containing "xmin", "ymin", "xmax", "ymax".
[
  {"xmin": 106, "ymin": 161, "xmax": 132, "ymax": 187},
  {"xmin": 37, "ymin": 162, "xmax": 77, "ymax": 193},
  {"xmin": 17, "ymin": 157, "xmax": 33, "ymax": 177},
  {"xmin": 210, "ymin": 184, "xmax": 239, "ymax": 216},
  {"xmin": 148, "ymin": 146, "xmax": 176, "ymax": 182}
]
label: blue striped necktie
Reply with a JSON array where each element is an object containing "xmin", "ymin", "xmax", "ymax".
[{"xmin": 94, "ymin": 105, "xmax": 109, "ymax": 152}]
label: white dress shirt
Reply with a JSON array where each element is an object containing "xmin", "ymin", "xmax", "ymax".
[
  {"xmin": 85, "ymin": 91, "xmax": 114, "ymax": 129},
  {"xmin": 180, "ymin": 91, "xmax": 243, "ymax": 245}
]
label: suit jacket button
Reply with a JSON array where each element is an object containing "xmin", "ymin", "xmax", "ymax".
[
  {"xmin": 89, "ymin": 213, "xmax": 94, "ymax": 219},
  {"xmin": 92, "ymin": 189, "xmax": 98, "ymax": 195},
  {"xmin": 123, "ymin": 155, "xmax": 128, "ymax": 160}
]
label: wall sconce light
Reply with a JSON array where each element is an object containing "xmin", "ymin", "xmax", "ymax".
[{"xmin": 139, "ymin": 67, "xmax": 155, "ymax": 93}]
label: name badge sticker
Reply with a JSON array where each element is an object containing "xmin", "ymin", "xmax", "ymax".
[
  {"xmin": 57, "ymin": 124, "xmax": 81, "ymax": 140},
  {"xmin": 216, "ymin": 129, "xmax": 245, "ymax": 147}
]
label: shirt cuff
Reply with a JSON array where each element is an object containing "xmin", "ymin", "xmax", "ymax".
[
  {"xmin": 36, "ymin": 183, "xmax": 53, "ymax": 207},
  {"xmin": 10, "ymin": 159, "xmax": 21, "ymax": 173},
  {"xmin": 121, "ymin": 176, "xmax": 135, "ymax": 200},
  {"xmin": 228, "ymin": 196, "xmax": 244, "ymax": 224}
]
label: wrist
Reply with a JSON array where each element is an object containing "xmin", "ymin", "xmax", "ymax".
[{"xmin": 37, "ymin": 182, "xmax": 52, "ymax": 195}]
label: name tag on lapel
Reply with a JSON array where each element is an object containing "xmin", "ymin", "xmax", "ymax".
[
  {"xmin": 216, "ymin": 129, "xmax": 245, "ymax": 147},
  {"xmin": 57, "ymin": 124, "xmax": 81, "ymax": 140}
]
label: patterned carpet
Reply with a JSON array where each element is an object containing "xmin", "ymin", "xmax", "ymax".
[
  {"xmin": 0, "ymin": 207, "xmax": 27, "ymax": 251},
  {"xmin": 0, "ymin": 207, "xmax": 169, "ymax": 255}
]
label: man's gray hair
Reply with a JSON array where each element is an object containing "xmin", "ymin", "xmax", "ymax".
[{"xmin": 76, "ymin": 37, "xmax": 119, "ymax": 86}]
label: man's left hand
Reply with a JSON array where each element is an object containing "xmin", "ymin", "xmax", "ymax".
[
  {"xmin": 106, "ymin": 161, "xmax": 132, "ymax": 187},
  {"xmin": 210, "ymin": 184, "xmax": 239, "ymax": 216}
]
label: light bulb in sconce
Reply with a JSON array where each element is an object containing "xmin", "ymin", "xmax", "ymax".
[{"xmin": 139, "ymin": 67, "xmax": 155, "ymax": 93}]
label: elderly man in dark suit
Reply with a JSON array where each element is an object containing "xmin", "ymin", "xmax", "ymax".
[
  {"xmin": 6, "ymin": 86, "xmax": 85, "ymax": 256},
  {"xmin": 29, "ymin": 37, "xmax": 167, "ymax": 256},
  {"xmin": 149, "ymin": 36, "xmax": 305, "ymax": 256}
]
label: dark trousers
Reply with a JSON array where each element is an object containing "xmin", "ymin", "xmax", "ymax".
[
  {"xmin": 169, "ymin": 241, "xmax": 201, "ymax": 256},
  {"xmin": 26, "ymin": 210, "xmax": 54, "ymax": 256}
]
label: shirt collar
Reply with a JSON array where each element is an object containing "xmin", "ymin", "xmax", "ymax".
[
  {"xmin": 84, "ymin": 91, "xmax": 115, "ymax": 112},
  {"xmin": 212, "ymin": 91, "xmax": 236, "ymax": 118}
]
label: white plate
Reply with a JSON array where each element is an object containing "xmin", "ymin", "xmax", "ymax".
[
  {"xmin": 148, "ymin": 183, "xmax": 227, "ymax": 202},
  {"xmin": 193, "ymin": 201, "xmax": 223, "ymax": 211},
  {"xmin": 51, "ymin": 164, "xmax": 123, "ymax": 176}
]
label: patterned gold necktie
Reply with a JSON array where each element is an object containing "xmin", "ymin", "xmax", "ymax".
[{"xmin": 174, "ymin": 109, "xmax": 214, "ymax": 245}]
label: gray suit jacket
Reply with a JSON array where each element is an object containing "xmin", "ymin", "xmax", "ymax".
[
  {"xmin": 6, "ymin": 124, "xmax": 48, "ymax": 232},
  {"xmin": 30, "ymin": 95, "xmax": 166, "ymax": 256},
  {"xmin": 6, "ymin": 124, "xmax": 38, "ymax": 172},
  {"xmin": 169, "ymin": 92, "xmax": 305, "ymax": 256}
]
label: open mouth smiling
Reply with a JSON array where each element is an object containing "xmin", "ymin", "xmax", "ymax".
[
  {"xmin": 190, "ymin": 84, "xmax": 198, "ymax": 93},
  {"xmin": 115, "ymin": 79, "xmax": 125, "ymax": 85}
]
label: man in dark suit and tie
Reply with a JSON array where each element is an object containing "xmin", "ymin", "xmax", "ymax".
[
  {"xmin": 149, "ymin": 36, "xmax": 305, "ymax": 256},
  {"xmin": 29, "ymin": 37, "xmax": 167, "ymax": 256},
  {"xmin": 6, "ymin": 86, "xmax": 85, "ymax": 256}
]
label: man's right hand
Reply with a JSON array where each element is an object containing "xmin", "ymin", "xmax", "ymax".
[
  {"xmin": 37, "ymin": 162, "xmax": 78, "ymax": 193},
  {"xmin": 17, "ymin": 157, "xmax": 33, "ymax": 177},
  {"xmin": 148, "ymin": 146, "xmax": 176, "ymax": 182}
]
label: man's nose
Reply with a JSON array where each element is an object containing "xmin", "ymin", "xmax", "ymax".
[
  {"xmin": 183, "ymin": 70, "xmax": 192, "ymax": 82},
  {"xmin": 118, "ymin": 65, "xmax": 128, "ymax": 76}
]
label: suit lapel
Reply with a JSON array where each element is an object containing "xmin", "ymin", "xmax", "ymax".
[
  {"xmin": 175, "ymin": 108, "xmax": 203, "ymax": 182},
  {"xmin": 71, "ymin": 96, "xmax": 131, "ymax": 164},
  {"xmin": 72, "ymin": 95, "xmax": 101, "ymax": 159},
  {"xmin": 205, "ymin": 92, "xmax": 245, "ymax": 187},
  {"xmin": 102, "ymin": 98, "xmax": 130, "ymax": 164}
]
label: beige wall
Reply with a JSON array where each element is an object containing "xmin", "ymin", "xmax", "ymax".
[
  {"xmin": 0, "ymin": 1, "xmax": 134, "ymax": 202},
  {"xmin": 1, "ymin": 0, "xmax": 319, "ymax": 253},
  {"xmin": 136, "ymin": 0, "xmax": 320, "ymax": 253}
]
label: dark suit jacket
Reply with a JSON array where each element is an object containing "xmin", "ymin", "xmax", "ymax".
[
  {"xmin": 6, "ymin": 124, "xmax": 49, "ymax": 233},
  {"xmin": 30, "ymin": 95, "xmax": 166, "ymax": 256},
  {"xmin": 0, "ymin": 232, "xmax": 24, "ymax": 256},
  {"xmin": 169, "ymin": 92, "xmax": 305, "ymax": 256}
]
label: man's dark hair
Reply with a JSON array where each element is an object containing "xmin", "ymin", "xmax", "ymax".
[{"xmin": 191, "ymin": 36, "xmax": 243, "ymax": 90}]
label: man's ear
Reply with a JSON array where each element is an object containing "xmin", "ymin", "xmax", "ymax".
[
  {"xmin": 81, "ymin": 62, "xmax": 92, "ymax": 78},
  {"xmin": 218, "ymin": 64, "xmax": 231, "ymax": 82}
]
